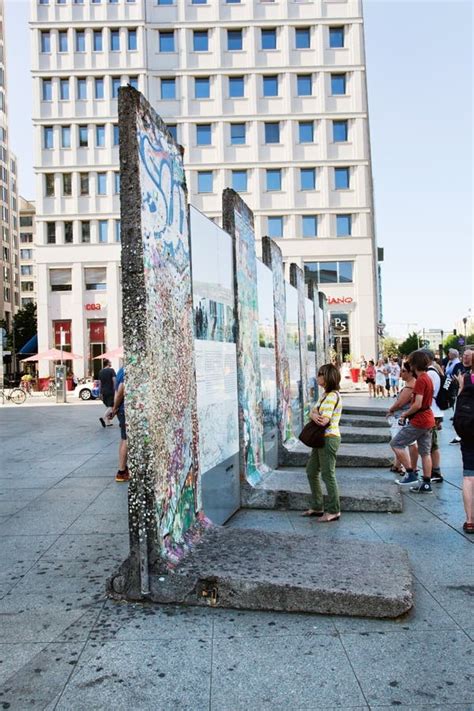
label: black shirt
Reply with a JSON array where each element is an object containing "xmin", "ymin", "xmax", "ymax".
[{"xmin": 98, "ymin": 367, "xmax": 116, "ymax": 395}]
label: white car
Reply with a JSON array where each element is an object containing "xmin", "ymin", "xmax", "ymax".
[{"xmin": 73, "ymin": 380, "xmax": 99, "ymax": 401}]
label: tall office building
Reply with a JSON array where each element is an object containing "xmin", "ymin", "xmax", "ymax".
[
  {"xmin": 31, "ymin": 0, "xmax": 381, "ymax": 377},
  {"xmin": 0, "ymin": 0, "xmax": 19, "ymax": 329},
  {"xmin": 19, "ymin": 197, "xmax": 37, "ymax": 308}
]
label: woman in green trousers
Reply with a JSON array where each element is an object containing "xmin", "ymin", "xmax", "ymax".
[{"xmin": 302, "ymin": 363, "xmax": 342, "ymax": 522}]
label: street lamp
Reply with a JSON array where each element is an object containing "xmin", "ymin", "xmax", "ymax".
[{"xmin": 462, "ymin": 317, "xmax": 468, "ymax": 340}]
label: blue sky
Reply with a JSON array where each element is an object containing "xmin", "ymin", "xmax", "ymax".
[{"xmin": 5, "ymin": 0, "xmax": 473, "ymax": 338}]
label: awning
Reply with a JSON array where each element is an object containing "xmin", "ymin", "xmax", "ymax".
[{"xmin": 18, "ymin": 334, "xmax": 38, "ymax": 354}]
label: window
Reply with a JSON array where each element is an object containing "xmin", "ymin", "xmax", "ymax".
[
  {"xmin": 333, "ymin": 119, "xmax": 348, "ymax": 142},
  {"xmin": 20, "ymin": 234, "xmax": 33, "ymax": 243},
  {"xmin": 50, "ymin": 268, "xmax": 72, "ymax": 291},
  {"xmin": 81, "ymin": 221, "xmax": 90, "ymax": 243},
  {"xmin": 167, "ymin": 124, "xmax": 177, "ymax": 141},
  {"xmin": 42, "ymin": 79, "xmax": 52, "ymax": 101},
  {"xmin": 112, "ymin": 77, "xmax": 121, "ymax": 98},
  {"xmin": 41, "ymin": 31, "xmax": 51, "ymax": 53},
  {"xmin": 197, "ymin": 171, "xmax": 213, "ymax": 193},
  {"xmin": 261, "ymin": 29, "xmax": 276, "ymax": 50},
  {"xmin": 75, "ymin": 30, "xmax": 85, "ymax": 52},
  {"xmin": 336, "ymin": 214, "xmax": 352, "ymax": 236},
  {"xmin": 266, "ymin": 169, "xmax": 281, "ymax": 191},
  {"xmin": 79, "ymin": 125, "xmax": 88, "ymax": 147},
  {"xmin": 194, "ymin": 77, "xmax": 210, "ymax": 99},
  {"xmin": 161, "ymin": 78, "xmax": 176, "ymax": 100},
  {"xmin": 267, "ymin": 216, "xmax": 283, "ymax": 238},
  {"xmin": 230, "ymin": 123, "xmax": 246, "ymax": 145},
  {"xmin": 308, "ymin": 261, "xmax": 353, "ymax": 284},
  {"xmin": 63, "ymin": 173, "xmax": 72, "ymax": 196},
  {"xmin": 21, "ymin": 282, "xmax": 34, "ymax": 293},
  {"xmin": 115, "ymin": 220, "xmax": 121, "ymax": 242},
  {"xmin": 97, "ymin": 173, "xmax": 107, "ymax": 195},
  {"xmin": 158, "ymin": 0, "xmax": 174, "ymax": 3},
  {"xmin": 129, "ymin": 76, "xmax": 138, "ymax": 90},
  {"xmin": 264, "ymin": 122, "xmax": 280, "ymax": 143},
  {"xmin": 58, "ymin": 30, "xmax": 68, "ymax": 52},
  {"xmin": 331, "ymin": 73, "xmax": 346, "ymax": 95},
  {"xmin": 45, "ymin": 174, "xmax": 55, "ymax": 196},
  {"xmin": 300, "ymin": 168, "xmax": 315, "ymax": 190},
  {"xmin": 295, "ymin": 27, "xmax": 310, "ymax": 49},
  {"xmin": 114, "ymin": 172, "xmax": 120, "ymax": 193},
  {"xmin": 128, "ymin": 29, "xmax": 137, "ymax": 51},
  {"xmin": 302, "ymin": 215, "xmax": 317, "ymax": 237},
  {"xmin": 298, "ymin": 121, "xmax": 314, "ymax": 143},
  {"xmin": 77, "ymin": 77, "xmax": 87, "ymax": 100},
  {"xmin": 335, "ymin": 167, "xmax": 350, "ymax": 189},
  {"xmin": 263, "ymin": 75, "xmax": 278, "ymax": 97},
  {"xmin": 85, "ymin": 267, "xmax": 106, "ymax": 291},
  {"xmin": 329, "ymin": 26, "xmax": 344, "ymax": 48},
  {"xmin": 80, "ymin": 173, "xmax": 89, "ymax": 195},
  {"xmin": 93, "ymin": 30, "xmax": 103, "ymax": 52},
  {"xmin": 64, "ymin": 221, "xmax": 73, "ymax": 243},
  {"xmin": 232, "ymin": 169, "xmax": 247, "ymax": 192},
  {"xmin": 20, "ymin": 249, "xmax": 33, "ymax": 260},
  {"xmin": 196, "ymin": 124, "xmax": 211, "ymax": 146},
  {"xmin": 113, "ymin": 125, "xmax": 119, "ymax": 145},
  {"xmin": 61, "ymin": 126, "xmax": 71, "ymax": 148},
  {"xmin": 110, "ymin": 30, "xmax": 120, "ymax": 51},
  {"xmin": 96, "ymin": 125, "xmax": 105, "ymax": 147},
  {"xmin": 229, "ymin": 76, "xmax": 244, "ymax": 98},
  {"xmin": 95, "ymin": 78, "xmax": 104, "ymax": 99},
  {"xmin": 47, "ymin": 222, "xmax": 56, "ymax": 244},
  {"xmin": 44, "ymin": 126, "xmax": 54, "ymax": 149},
  {"xmin": 98, "ymin": 221, "xmax": 108, "ymax": 243},
  {"xmin": 39, "ymin": 0, "xmax": 49, "ymax": 4},
  {"xmin": 158, "ymin": 31, "xmax": 175, "ymax": 52},
  {"xmin": 227, "ymin": 30, "xmax": 242, "ymax": 51},
  {"xmin": 191, "ymin": 0, "xmax": 206, "ymax": 3},
  {"xmin": 193, "ymin": 30, "xmax": 208, "ymax": 52},
  {"xmin": 20, "ymin": 216, "xmax": 33, "ymax": 227},
  {"xmin": 21, "ymin": 265, "xmax": 33, "ymax": 276},
  {"xmin": 297, "ymin": 74, "xmax": 312, "ymax": 96},
  {"xmin": 59, "ymin": 78, "xmax": 69, "ymax": 101}
]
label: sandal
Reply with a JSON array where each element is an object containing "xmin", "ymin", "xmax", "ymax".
[
  {"xmin": 389, "ymin": 466, "xmax": 404, "ymax": 473},
  {"xmin": 462, "ymin": 522, "xmax": 474, "ymax": 534},
  {"xmin": 301, "ymin": 510, "xmax": 324, "ymax": 517},
  {"xmin": 317, "ymin": 513, "xmax": 341, "ymax": 523}
]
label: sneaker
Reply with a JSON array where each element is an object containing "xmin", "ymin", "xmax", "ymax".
[
  {"xmin": 115, "ymin": 468, "xmax": 130, "ymax": 483},
  {"xmin": 431, "ymin": 473, "xmax": 444, "ymax": 483},
  {"xmin": 449, "ymin": 437, "xmax": 461, "ymax": 444},
  {"xmin": 396, "ymin": 472, "xmax": 419, "ymax": 486},
  {"xmin": 410, "ymin": 481, "xmax": 433, "ymax": 494},
  {"xmin": 99, "ymin": 417, "xmax": 106, "ymax": 428}
]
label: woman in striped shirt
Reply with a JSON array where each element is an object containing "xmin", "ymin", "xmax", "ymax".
[{"xmin": 302, "ymin": 363, "xmax": 343, "ymax": 522}]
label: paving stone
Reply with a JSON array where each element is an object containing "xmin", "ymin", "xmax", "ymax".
[{"xmin": 211, "ymin": 605, "xmax": 337, "ymax": 638}]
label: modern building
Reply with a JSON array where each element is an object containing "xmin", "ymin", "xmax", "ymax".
[
  {"xmin": 19, "ymin": 197, "xmax": 37, "ymax": 308},
  {"xmin": 0, "ymin": 0, "xmax": 19, "ymax": 330},
  {"xmin": 31, "ymin": 0, "xmax": 381, "ymax": 375}
]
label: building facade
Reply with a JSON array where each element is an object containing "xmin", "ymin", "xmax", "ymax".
[
  {"xmin": 31, "ymin": 0, "xmax": 381, "ymax": 375},
  {"xmin": 19, "ymin": 197, "xmax": 37, "ymax": 308}
]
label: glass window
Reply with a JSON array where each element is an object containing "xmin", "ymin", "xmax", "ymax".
[
  {"xmin": 295, "ymin": 27, "xmax": 310, "ymax": 49},
  {"xmin": 45, "ymin": 174, "xmax": 55, "ymax": 196},
  {"xmin": 115, "ymin": 220, "xmax": 121, "ymax": 242},
  {"xmin": 80, "ymin": 173, "xmax": 89, "ymax": 195},
  {"xmin": 319, "ymin": 262, "xmax": 338, "ymax": 283},
  {"xmin": 79, "ymin": 125, "xmax": 88, "ymax": 147},
  {"xmin": 263, "ymin": 75, "xmax": 278, "ymax": 97},
  {"xmin": 261, "ymin": 29, "xmax": 276, "ymax": 50},
  {"xmin": 61, "ymin": 126, "xmax": 71, "ymax": 148},
  {"xmin": 85, "ymin": 267, "xmax": 106, "ymax": 290},
  {"xmin": 333, "ymin": 119, "xmax": 348, "ymax": 142},
  {"xmin": 98, "ymin": 221, "xmax": 108, "ymax": 243},
  {"xmin": 230, "ymin": 123, "xmax": 246, "ymax": 145},
  {"xmin": 298, "ymin": 121, "xmax": 314, "ymax": 143},
  {"xmin": 158, "ymin": 0, "xmax": 174, "ymax": 3},
  {"xmin": 64, "ymin": 222, "xmax": 73, "ymax": 244},
  {"xmin": 59, "ymin": 79, "xmax": 69, "ymax": 101},
  {"xmin": 297, "ymin": 74, "xmax": 312, "ymax": 96},
  {"xmin": 97, "ymin": 173, "xmax": 107, "ymax": 195},
  {"xmin": 129, "ymin": 76, "xmax": 138, "ymax": 90},
  {"xmin": 161, "ymin": 78, "xmax": 176, "ymax": 100},
  {"xmin": 232, "ymin": 169, "xmax": 247, "ymax": 192},
  {"xmin": 41, "ymin": 31, "xmax": 51, "ymax": 53},
  {"xmin": 58, "ymin": 30, "xmax": 68, "ymax": 52},
  {"xmin": 339, "ymin": 261, "xmax": 353, "ymax": 282},
  {"xmin": 227, "ymin": 30, "xmax": 242, "ymax": 51},
  {"xmin": 336, "ymin": 214, "xmax": 352, "ymax": 236},
  {"xmin": 159, "ymin": 31, "xmax": 175, "ymax": 52},
  {"xmin": 42, "ymin": 79, "xmax": 52, "ymax": 101},
  {"xmin": 197, "ymin": 171, "xmax": 213, "ymax": 193},
  {"xmin": 47, "ymin": 222, "xmax": 56, "ymax": 244},
  {"xmin": 266, "ymin": 169, "xmax": 281, "ymax": 191},
  {"xmin": 329, "ymin": 26, "xmax": 344, "ymax": 48},
  {"xmin": 63, "ymin": 173, "xmax": 72, "ymax": 196},
  {"xmin": 335, "ymin": 167, "xmax": 349, "ymax": 189},
  {"xmin": 302, "ymin": 215, "xmax": 317, "ymax": 237},
  {"xmin": 39, "ymin": 0, "xmax": 49, "ymax": 5},
  {"xmin": 229, "ymin": 76, "xmax": 244, "ymax": 98},
  {"xmin": 77, "ymin": 77, "xmax": 87, "ymax": 100},
  {"xmin": 167, "ymin": 124, "xmax": 177, "ymax": 141},
  {"xmin": 128, "ymin": 29, "xmax": 137, "ymax": 51},
  {"xmin": 300, "ymin": 168, "xmax": 315, "ymax": 190},
  {"xmin": 196, "ymin": 124, "xmax": 211, "ymax": 146},
  {"xmin": 331, "ymin": 73, "xmax": 346, "ymax": 95},
  {"xmin": 93, "ymin": 30, "xmax": 103, "ymax": 51},
  {"xmin": 81, "ymin": 221, "xmax": 90, "ymax": 243},
  {"xmin": 110, "ymin": 30, "xmax": 120, "ymax": 51},
  {"xmin": 112, "ymin": 77, "xmax": 121, "ymax": 98},
  {"xmin": 50, "ymin": 268, "xmax": 72, "ymax": 291},
  {"xmin": 305, "ymin": 261, "xmax": 354, "ymax": 284},
  {"xmin": 20, "ymin": 249, "xmax": 33, "ymax": 260},
  {"xmin": 96, "ymin": 125, "xmax": 105, "ymax": 147},
  {"xmin": 267, "ymin": 216, "xmax": 283, "ymax": 238},
  {"xmin": 113, "ymin": 125, "xmax": 119, "ymax": 145},
  {"xmin": 21, "ymin": 265, "xmax": 33, "ymax": 275},
  {"xmin": 193, "ymin": 30, "xmax": 208, "ymax": 52},
  {"xmin": 264, "ymin": 122, "xmax": 280, "ymax": 143},
  {"xmin": 191, "ymin": 0, "xmax": 206, "ymax": 3},
  {"xmin": 114, "ymin": 172, "xmax": 120, "ymax": 193},
  {"xmin": 95, "ymin": 78, "xmax": 104, "ymax": 99},
  {"xmin": 44, "ymin": 126, "xmax": 54, "ymax": 149},
  {"xmin": 194, "ymin": 77, "xmax": 210, "ymax": 99},
  {"xmin": 75, "ymin": 30, "xmax": 85, "ymax": 52}
]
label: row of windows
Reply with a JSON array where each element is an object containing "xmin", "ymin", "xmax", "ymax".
[
  {"xmin": 43, "ymin": 219, "xmax": 121, "ymax": 245},
  {"xmin": 40, "ymin": 28, "xmax": 137, "ymax": 53},
  {"xmin": 304, "ymin": 261, "xmax": 354, "ymax": 284},
  {"xmin": 224, "ymin": 167, "xmax": 352, "ymax": 193},
  {"xmin": 44, "ymin": 171, "xmax": 120, "ymax": 196},
  {"xmin": 42, "ymin": 76, "xmax": 138, "ymax": 102},
  {"xmin": 43, "ymin": 123, "xmax": 119, "ymax": 149},
  {"xmin": 49, "ymin": 266, "xmax": 108, "ymax": 292},
  {"xmin": 188, "ymin": 119, "xmax": 348, "ymax": 145},
  {"xmin": 40, "ymin": 0, "xmax": 135, "ymax": 4},
  {"xmin": 158, "ymin": 73, "xmax": 347, "ymax": 100}
]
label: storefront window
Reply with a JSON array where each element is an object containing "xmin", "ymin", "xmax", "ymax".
[{"xmin": 88, "ymin": 319, "xmax": 106, "ymax": 378}]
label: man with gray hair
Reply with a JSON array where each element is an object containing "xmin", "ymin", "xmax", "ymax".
[
  {"xmin": 450, "ymin": 349, "xmax": 472, "ymax": 444},
  {"xmin": 444, "ymin": 348, "xmax": 462, "ymax": 378}
]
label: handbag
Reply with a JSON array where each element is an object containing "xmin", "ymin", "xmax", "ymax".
[{"xmin": 298, "ymin": 393, "xmax": 339, "ymax": 449}]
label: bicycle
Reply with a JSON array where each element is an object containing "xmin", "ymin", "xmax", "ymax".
[
  {"xmin": 0, "ymin": 387, "xmax": 26, "ymax": 405},
  {"xmin": 43, "ymin": 380, "xmax": 57, "ymax": 398}
]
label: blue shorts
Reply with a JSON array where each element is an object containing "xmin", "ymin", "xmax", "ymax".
[
  {"xmin": 117, "ymin": 410, "xmax": 127, "ymax": 440},
  {"xmin": 461, "ymin": 441, "xmax": 474, "ymax": 476},
  {"xmin": 390, "ymin": 377, "xmax": 399, "ymax": 387}
]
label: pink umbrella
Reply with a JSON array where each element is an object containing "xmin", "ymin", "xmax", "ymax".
[
  {"xmin": 21, "ymin": 348, "xmax": 83, "ymax": 362},
  {"xmin": 93, "ymin": 346, "xmax": 123, "ymax": 360}
]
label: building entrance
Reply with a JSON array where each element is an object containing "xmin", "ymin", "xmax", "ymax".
[{"xmin": 88, "ymin": 319, "xmax": 106, "ymax": 378}]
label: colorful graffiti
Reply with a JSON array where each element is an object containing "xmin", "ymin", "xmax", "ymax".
[{"xmin": 291, "ymin": 264, "xmax": 310, "ymax": 424}]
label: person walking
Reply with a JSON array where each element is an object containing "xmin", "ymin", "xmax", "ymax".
[
  {"xmin": 424, "ymin": 350, "xmax": 445, "ymax": 483},
  {"xmin": 389, "ymin": 357, "xmax": 401, "ymax": 397},
  {"xmin": 98, "ymin": 359, "xmax": 116, "ymax": 428},
  {"xmin": 386, "ymin": 362, "xmax": 418, "ymax": 474},
  {"xmin": 108, "ymin": 366, "xmax": 129, "ymax": 482},
  {"xmin": 375, "ymin": 359, "xmax": 386, "ymax": 398},
  {"xmin": 302, "ymin": 363, "xmax": 342, "ymax": 522},
  {"xmin": 365, "ymin": 359, "xmax": 376, "ymax": 397},
  {"xmin": 453, "ymin": 371, "xmax": 474, "ymax": 533},
  {"xmin": 449, "ymin": 349, "xmax": 472, "ymax": 444}
]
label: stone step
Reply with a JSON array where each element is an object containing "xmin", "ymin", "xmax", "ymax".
[
  {"xmin": 116, "ymin": 527, "xmax": 413, "ymax": 618},
  {"xmin": 341, "ymin": 414, "xmax": 391, "ymax": 429},
  {"xmin": 343, "ymin": 406, "xmax": 387, "ymax": 417},
  {"xmin": 340, "ymin": 426, "xmax": 390, "ymax": 444},
  {"xmin": 242, "ymin": 467, "xmax": 402, "ymax": 513},
  {"xmin": 280, "ymin": 442, "xmax": 392, "ymax": 468}
]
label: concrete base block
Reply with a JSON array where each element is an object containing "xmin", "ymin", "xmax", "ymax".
[
  {"xmin": 343, "ymin": 406, "xmax": 387, "ymax": 417},
  {"xmin": 108, "ymin": 528, "xmax": 413, "ymax": 618},
  {"xmin": 280, "ymin": 441, "xmax": 392, "ymax": 468},
  {"xmin": 241, "ymin": 468, "xmax": 402, "ymax": 513},
  {"xmin": 342, "ymin": 415, "xmax": 391, "ymax": 429},
  {"xmin": 340, "ymin": 426, "xmax": 390, "ymax": 444}
]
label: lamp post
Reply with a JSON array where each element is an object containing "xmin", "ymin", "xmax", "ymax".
[{"xmin": 463, "ymin": 317, "xmax": 468, "ymax": 340}]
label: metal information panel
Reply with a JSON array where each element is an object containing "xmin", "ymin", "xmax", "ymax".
[{"xmin": 55, "ymin": 365, "xmax": 67, "ymax": 403}]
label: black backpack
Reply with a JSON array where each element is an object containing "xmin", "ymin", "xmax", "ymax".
[
  {"xmin": 453, "ymin": 375, "xmax": 474, "ymax": 443},
  {"xmin": 428, "ymin": 367, "xmax": 451, "ymax": 411}
]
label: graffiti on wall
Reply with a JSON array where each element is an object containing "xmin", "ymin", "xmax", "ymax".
[{"xmin": 291, "ymin": 264, "xmax": 310, "ymax": 423}]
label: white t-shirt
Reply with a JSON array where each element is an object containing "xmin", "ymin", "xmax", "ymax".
[
  {"xmin": 427, "ymin": 367, "xmax": 443, "ymax": 419},
  {"xmin": 390, "ymin": 363, "xmax": 401, "ymax": 379}
]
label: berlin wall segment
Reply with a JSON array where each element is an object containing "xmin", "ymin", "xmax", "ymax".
[{"xmin": 290, "ymin": 262, "xmax": 310, "ymax": 427}]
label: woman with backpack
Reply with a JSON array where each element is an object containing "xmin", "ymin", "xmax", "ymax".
[{"xmin": 454, "ymin": 372, "xmax": 474, "ymax": 534}]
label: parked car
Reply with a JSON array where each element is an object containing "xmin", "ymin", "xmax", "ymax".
[{"xmin": 73, "ymin": 380, "xmax": 99, "ymax": 401}]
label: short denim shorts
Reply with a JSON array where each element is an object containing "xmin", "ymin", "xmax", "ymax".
[{"xmin": 391, "ymin": 423, "xmax": 433, "ymax": 457}]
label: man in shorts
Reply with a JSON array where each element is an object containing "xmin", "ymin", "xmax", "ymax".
[
  {"xmin": 109, "ymin": 366, "xmax": 129, "ymax": 483},
  {"xmin": 98, "ymin": 359, "xmax": 116, "ymax": 428},
  {"xmin": 389, "ymin": 357, "xmax": 401, "ymax": 397},
  {"xmin": 391, "ymin": 350, "xmax": 435, "ymax": 493}
]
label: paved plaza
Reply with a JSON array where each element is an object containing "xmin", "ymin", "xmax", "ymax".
[{"xmin": 0, "ymin": 396, "xmax": 472, "ymax": 710}]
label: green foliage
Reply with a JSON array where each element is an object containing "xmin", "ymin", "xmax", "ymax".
[
  {"xmin": 381, "ymin": 337, "xmax": 400, "ymax": 358},
  {"xmin": 398, "ymin": 332, "xmax": 420, "ymax": 356},
  {"xmin": 443, "ymin": 332, "xmax": 474, "ymax": 353},
  {"xmin": 7, "ymin": 303, "xmax": 37, "ymax": 353}
]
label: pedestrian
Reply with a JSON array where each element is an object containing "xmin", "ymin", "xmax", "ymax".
[
  {"xmin": 384, "ymin": 358, "xmax": 391, "ymax": 397},
  {"xmin": 97, "ymin": 359, "xmax": 116, "ymax": 428},
  {"xmin": 392, "ymin": 349, "xmax": 435, "ymax": 493},
  {"xmin": 443, "ymin": 348, "xmax": 462, "ymax": 377},
  {"xmin": 386, "ymin": 362, "xmax": 418, "ymax": 474},
  {"xmin": 375, "ymin": 359, "xmax": 386, "ymax": 398},
  {"xmin": 108, "ymin": 366, "xmax": 129, "ymax": 483},
  {"xmin": 450, "ymin": 349, "xmax": 473, "ymax": 444},
  {"xmin": 389, "ymin": 357, "xmax": 401, "ymax": 397},
  {"xmin": 302, "ymin": 363, "xmax": 342, "ymax": 522},
  {"xmin": 424, "ymin": 350, "xmax": 445, "ymax": 483},
  {"xmin": 453, "ymin": 371, "xmax": 474, "ymax": 533},
  {"xmin": 365, "ymin": 359, "xmax": 376, "ymax": 397}
]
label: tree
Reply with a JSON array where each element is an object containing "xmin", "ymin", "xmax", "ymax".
[
  {"xmin": 12, "ymin": 302, "xmax": 37, "ymax": 353},
  {"xmin": 381, "ymin": 337, "xmax": 400, "ymax": 358},
  {"xmin": 443, "ymin": 332, "xmax": 474, "ymax": 354},
  {"xmin": 398, "ymin": 332, "xmax": 420, "ymax": 356}
]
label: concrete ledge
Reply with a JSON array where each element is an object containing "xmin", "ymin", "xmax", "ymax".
[
  {"xmin": 340, "ymin": 426, "xmax": 390, "ymax": 444},
  {"xmin": 241, "ymin": 468, "xmax": 402, "ymax": 513},
  {"xmin": 109, "ymin": 528, "xmax": 413, "ymax": 618},
  {"xmin": 343, "ymin": 406, "xmax": 387, "ymax": 417},
  {"xmin": 280, "ymin": 441, "xmax": 392, "ymax": 468},
  {"xmin": 342, "ymin": 415, "xmax": 391, "ymax": 429}
]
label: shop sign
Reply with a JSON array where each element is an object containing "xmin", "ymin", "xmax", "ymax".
[
  {"xmin": 327, "ymin": 296, "xmax": 354, "ymax": 305},
  {"xmin": 85, "ymin": 303, "xmax": 102, "ymax": 311},
  {"xmin": 53, "ymin": 320, "xmax": 71, "ymax": 345},
  {"xmin": 331, "ymin": 312, "xmax": 350, "ymax": 335}
]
